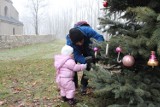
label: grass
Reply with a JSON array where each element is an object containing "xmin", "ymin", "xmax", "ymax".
[
  {"xmin": 0, "ymin": 40, "xmax": 65, "ymax": 106},
  {"xmin": 0, "ymin": 39, "xmax": 95, "ymax": 107}
]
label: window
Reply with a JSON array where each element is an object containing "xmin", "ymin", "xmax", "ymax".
[
  {"xmin": 4, "ymin": 6, "xmax": 8, "ymax": 16},
  {"xmin": 13, "ymin": 28, "xmax": 15, "ymax": 35}
]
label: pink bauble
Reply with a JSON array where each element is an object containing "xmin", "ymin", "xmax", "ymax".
[
  {"xmin": 94, "ymin": 47, "xmax": 98, "ymax": 51},
  {"xmin": 116, "ymin": 47, "xmax": 122, "ymax": 53},
  {"xmin": 122, "ymin": 55, "xmax": 135, "ymax": 67}
]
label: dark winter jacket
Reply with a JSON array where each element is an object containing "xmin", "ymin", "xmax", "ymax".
[{"xmin": 66, "ymin": 26, "xmax": 104, "ymax": 64}]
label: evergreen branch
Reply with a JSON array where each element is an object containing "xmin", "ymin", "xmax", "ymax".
[
  {"xmin": 126, "ymin": 7, "xmax": 157, "ymax": 22},
  {"xmin": 145, "ymin": 28, "xmax": 160, "ymax": 51},
  {"xmin": 157, "ymin": 14, "xmax": 160, "ymax": 21},
  {"xmin": 118, "ymin": 29, "xmax": 138, "ymax": 38},
  {"xmin": 157, "ymin": 43, "xmax": 160, "ymax": 56}
]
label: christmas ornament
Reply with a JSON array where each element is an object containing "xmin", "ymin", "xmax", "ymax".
[
  {"xmin": 147, "ymin": 51, "xmax": 159, "ymax": 68},
  {"xmin": 105, "ymin": 25, "xmax": 110, "ymax": 30},
  {"xmin": 105, "ymin": 33, "xmax": 112, "ymax": 41},
  {"xmin": 101, "ymin": 28, "xmax": 105, "ymax": 32},
  {"xmin": 106, "ymin": 34, "xmax": 112, "ymax": 56},
  {"xmin": 116, "ymin": 31, "xmax": 119, "ymax": 35},
  {"xmin": 116, "ymin": 46, "xmax": 122, "ymax": 63},
  {"xmin": 122, "ymin": 55, "xmax": 135, "ymax": 67},
  {"xmin": 106, "ymin": 43, "xmax": 109, "ymax": 56},
  {"xmin": 93, "ymin": 47, "xmax": 99, "ymax": 58},
  {"xmin": 103, "ymin": 1, "xmax": 108, "ymax": 7},
  {"xmin": 116, "ymin": 46, "xmax": 122, "ymax": 53},
  {"xmin": 96, "ymin": 25, "xmax": 101, "ymax": 30}
]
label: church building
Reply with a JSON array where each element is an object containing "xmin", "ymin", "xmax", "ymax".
[{"xmin": 0, "ymin": 0, "xmax": 23, "ymax": 35}]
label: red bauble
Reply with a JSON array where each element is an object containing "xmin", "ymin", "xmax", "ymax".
[
  {"xmin": 103, "ymin": 1, "xmax": 108, "ymax": 7},
  {"xmin": 122, "ymin": 55, "xmax": 135, "ymax": 67}
]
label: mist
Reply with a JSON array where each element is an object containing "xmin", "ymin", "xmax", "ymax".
[{"xmin": 12, "ymin": 0, "xmax": 103, "ymax": 38}]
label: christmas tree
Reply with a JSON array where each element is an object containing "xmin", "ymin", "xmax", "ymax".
[{"xmin": 86, "ymin": 0, "xmax": 160, "ymax": 106}]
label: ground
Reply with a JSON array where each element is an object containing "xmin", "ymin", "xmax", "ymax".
[{"xmin": 0, "ymin": 40, "xmax": 95, "ymax": 107}]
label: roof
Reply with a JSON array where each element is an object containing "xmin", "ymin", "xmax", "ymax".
[
  {"xmin": 6, "ymin": 0, "xmax": 13, "ymax": 3},
  {"xmin": 0, "ymin": 15, "xmax": 23, "ymax": 26}
]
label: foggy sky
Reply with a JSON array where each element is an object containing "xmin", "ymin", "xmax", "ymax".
[{"xmin": 12, "ymin": 0, "xmax": 103, "ymax": 37}]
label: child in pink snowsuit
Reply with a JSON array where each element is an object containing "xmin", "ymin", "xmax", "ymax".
[{"xmin": 54, "ymin": 45, "xmax": 87, "ymax": 105}]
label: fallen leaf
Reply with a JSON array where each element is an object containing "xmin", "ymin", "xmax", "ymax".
[
  {"xmin": 32, "ymin": 81, "xmax": 37, "ymax": 86},
  {"xmin": 9, "ymin": 105, "xmax": 14, "ymax": 107},
  {"xmin": 18, "ymin": 102, "xmax": 25, "ymax": 107},
  {"xmin": 13, "ymin": 87, "xmax": 22, "ymax": 94},
  {"xmin": 15, "ymin": 88, "xmax": 22, "ymax": 91},
  {"xmin": 0, "ymin": 100, "xmax": 5, "ymax": 105},
  {"xmin": 13, "ymin": 79, "xmax": 18, "ymax": 83},
  {"xmin": 86, "ymin": 88, "xmax": 93, "ymax": 94}
]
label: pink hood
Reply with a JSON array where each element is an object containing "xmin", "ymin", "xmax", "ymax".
[
  {"xmin": 54, "ymin": 55, "xmax": 71, "ymax": 70},
  {"xmin": 54, "ymin": 54, "xmax": 86, "ymax": 78}
]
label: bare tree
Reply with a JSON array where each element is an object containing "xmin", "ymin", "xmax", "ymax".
[
  {"xmin": 28, "ymin": 0, "xmax": 47, "ymax": 35},
  {"xmin": 19, "ymin": 0, "xmax": 104, "ymax": 36}
]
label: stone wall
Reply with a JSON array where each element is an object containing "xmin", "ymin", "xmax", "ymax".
[{"xmin": 0, "ymin": 35, "xmax": 54, "ymax": 49}]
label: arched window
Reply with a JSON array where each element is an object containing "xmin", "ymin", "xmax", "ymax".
[
  {"xmin": 4, "ymin": 6, "xmax": 8, "ymax": 16},
  {"xmin": 13, "ymin": 28, "xmax": 15, "ymax": 35}
]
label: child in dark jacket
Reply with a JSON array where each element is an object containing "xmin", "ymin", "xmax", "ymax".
[{"xmin": 66, "ymin": 21, "xmax": 104, "ymax": 94}]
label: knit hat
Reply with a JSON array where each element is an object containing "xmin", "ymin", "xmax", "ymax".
[
  {"xmin": 74, "ymin": 21, "xmax": 90, "ymax": 27},
  {"xmin": 69, "ymin": 28, "xmax": 84, "ymax": 44},
  {"xmin": 61, "ymin": 45, "xmax": 73, "ymax": 55}
]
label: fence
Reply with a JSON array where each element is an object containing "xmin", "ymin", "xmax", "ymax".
[{"xmin": 0, "ymin": 35, "xmax": 54, "ymax": 49}]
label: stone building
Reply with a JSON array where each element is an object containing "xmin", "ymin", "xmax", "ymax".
[{"xmin": 0, "ymin": 0, "xmax": 23, "ymax": 35}]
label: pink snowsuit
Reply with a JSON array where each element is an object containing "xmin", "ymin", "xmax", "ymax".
[{"xmin": 54, "ymin": 54, "xmax": 86, "ymax": 99}]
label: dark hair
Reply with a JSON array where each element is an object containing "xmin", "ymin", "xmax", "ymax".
[{"xmin": 69, "ymin": 28, "xmax": 84, "ymax": 44}]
